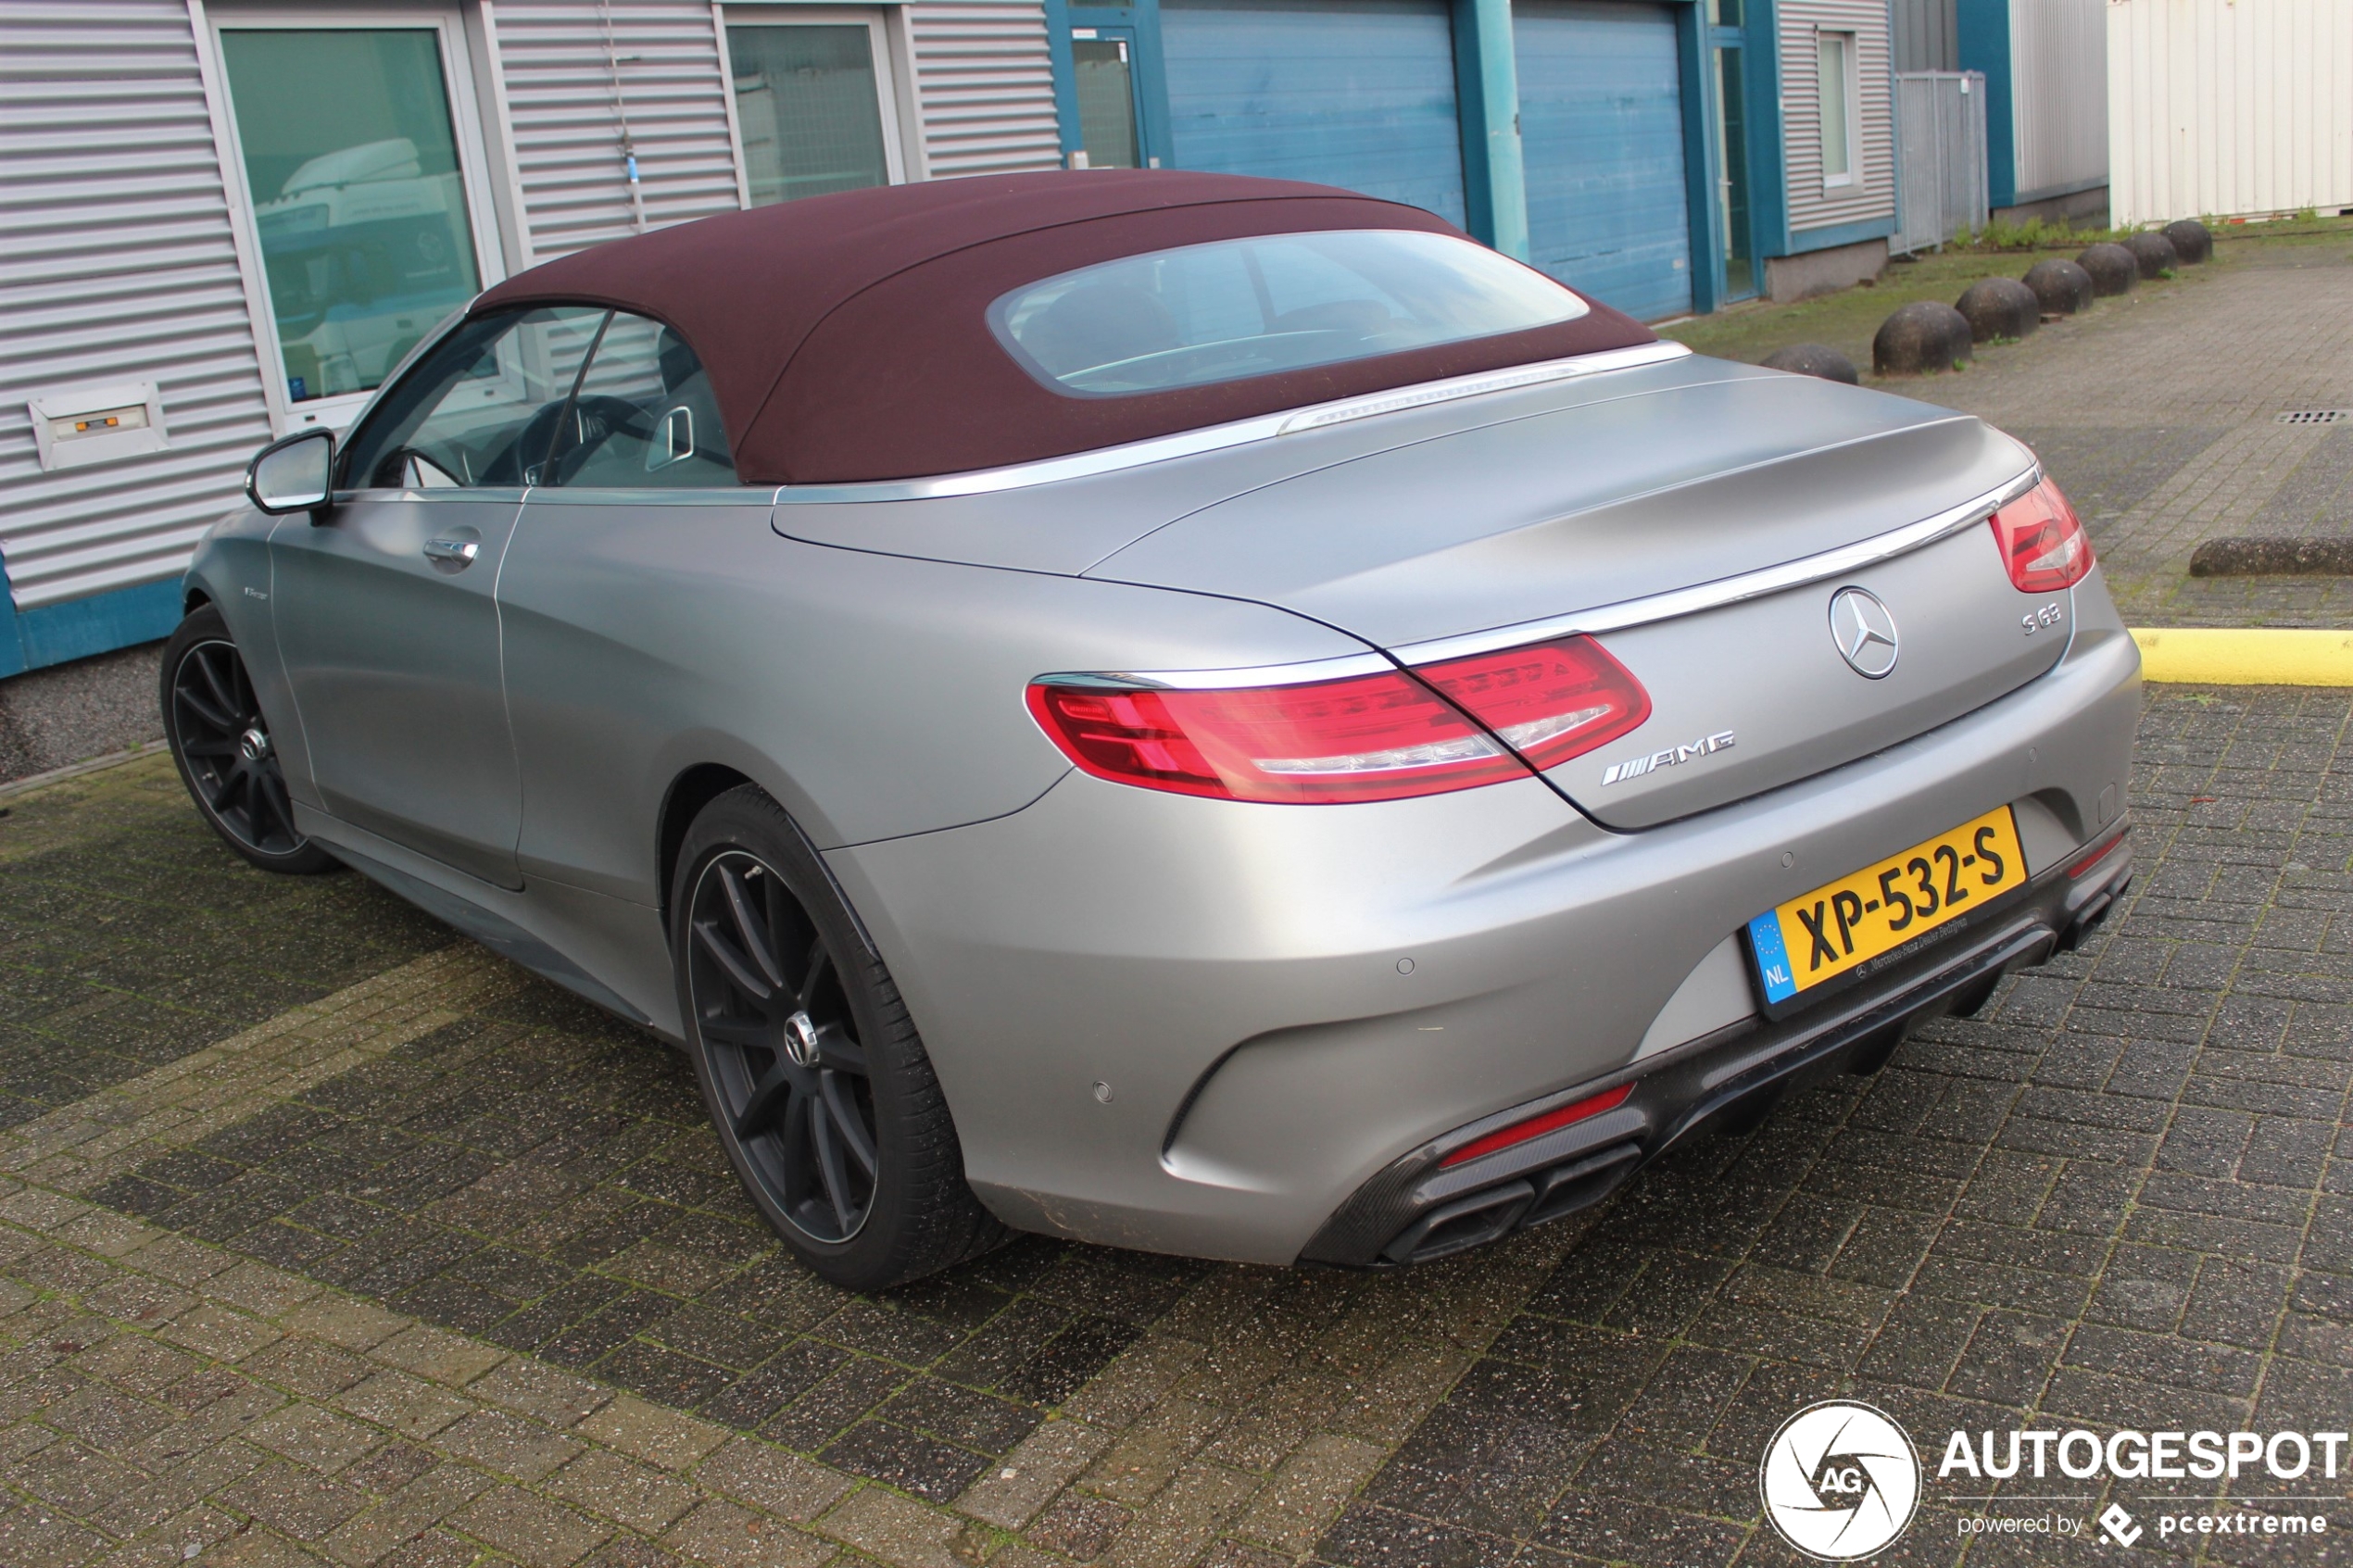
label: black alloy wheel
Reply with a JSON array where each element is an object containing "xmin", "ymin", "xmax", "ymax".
[
  {"xmin": 160, "ymin": 605, "xmax": 338, "ymax": 874},
  {"xmin": 686, "ymin": 848, "xmax": 879, "ymax": 1242},
  {"xmin": 672, "ymin": 785, "xmax": 1003, "ymax": 1289}
]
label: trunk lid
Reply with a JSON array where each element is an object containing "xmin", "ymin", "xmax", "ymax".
[{"xmin": 1084, "ymin": 362, "xmax": 2059, "ymax": 827}]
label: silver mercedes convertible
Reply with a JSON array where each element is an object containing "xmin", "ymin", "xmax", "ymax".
[{"xmin": 170, "ymin": 170, "xmax": 2138, "ymax": 1289}]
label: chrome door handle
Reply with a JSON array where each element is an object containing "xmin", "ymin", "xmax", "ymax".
[{"xmin": 422, "ymin": 536, "xmax": 480, "ymax": 568}]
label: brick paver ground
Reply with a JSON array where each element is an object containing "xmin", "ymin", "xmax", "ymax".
[
  {"xmin": 1915, "ymin": 230, "xmax": 2353, "ymax": 630},
  {"xmin": 6, "ymin": 239, "xmax": 2352, "ymax": 1568}
]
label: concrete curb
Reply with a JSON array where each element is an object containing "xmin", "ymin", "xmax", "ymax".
[{"xmin": 2133, "ymin": 627, "xmax": 2353, "ymax": 685}]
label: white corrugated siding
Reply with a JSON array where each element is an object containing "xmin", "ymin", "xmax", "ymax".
[
  {"xmin": 488, "ymin": 0, "xmax": 744, "ymax": 261},
  {"xmin": 2008, "ymin": 0, "xmax": 2104, "ymax": 201},
  {"xmin": 0, "ymin": 0, "xmax": 273, "ymax": 611},
  {"xmin": 2108, "ymin": 0, "xmax": 2353, "ymax": 226},
  {"xmin": 906, "ymin": 3, "xmax": 1062, "ymax": 177},
  {"xmin": 1780, "ymin": 0, "xmax": 1898, "ymax": 237}
]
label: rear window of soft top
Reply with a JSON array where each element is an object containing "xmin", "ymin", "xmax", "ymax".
[{"xmin": 988, "ymin": 229, "xmax": 1590, "ymax": 398}]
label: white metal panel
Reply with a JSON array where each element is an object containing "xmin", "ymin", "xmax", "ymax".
[
  {"xmin": 906, "ymin": 2, "xmax": 1062, "ymax": 177},
  {"xmin": 489, "ymin": 0, "xmax": 745, "ymax": 260},
  {"xmin": 2108, "ymin": 0, "xmax": 2353, "ymax": 227},
  {"xmin": 1893, "ymin": 69, "xmax": 1987, "ymax": 253},
  {"xmin": 1780, "ymin": 0, "xmax": 1898, "ymax": 236},
  {"xmin": 2007, "ymin": 0, "xmax": 2104, "ymax": 202},
  {"xmin": 0, "ymin": 0, "xmax": 275, "ymax": 610}
]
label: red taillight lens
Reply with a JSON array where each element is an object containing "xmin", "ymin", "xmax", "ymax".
[
  {"xmin": 1989, "ymin": 477, "xmax": 2094, "ymax": 593},
  {"xmin": 1441, "ymin": 1083, "xmax": 1633, "ymax": 1168},
  {"xmin": 1026, "ymin": 636, "xmax": 1651, "ymax": 805},
  {"xmin": 1415, "ymin": 636, "xmax": 1651, "ymax": 771}
]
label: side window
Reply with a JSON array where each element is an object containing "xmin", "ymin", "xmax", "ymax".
[
  {"xmin": 340, "ymin": 306, "xmax": 607, "ymax": 490},
  {"xmin": 546, "ymin": 313, "xmax": 739, "ymax": 489}
]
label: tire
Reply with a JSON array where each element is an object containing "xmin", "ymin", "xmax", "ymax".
[
  {"xmin": 671, "ymin": 784, "xmax": 1004, "ymax": 1290},
  {"xmin": 160, "ymin": 605, "xmax": 340, "ymax": 875}
]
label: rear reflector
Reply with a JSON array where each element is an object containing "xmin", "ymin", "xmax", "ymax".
[
  {"xmin": 1026, "ymin": 636, "xmax": 1651, "ymax": 805},
  {"xmin": 2064, "ymin": 828, "xmax": 2129, "ymax": 879},
  {"xmin": 1989, "ymin": 477, "xmax": 2095, "ymax": 593},
  {"xmin": 1440, "ymin": 1083, "xmax": 1633, "ymax": 1168}
]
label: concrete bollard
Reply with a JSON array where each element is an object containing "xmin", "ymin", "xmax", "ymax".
[
  {"xmin": 2021, "ymin": 257, "xmax": 2095, "ymax": 315},
  {"xmin": 1872, "ymin": 301, "xmax": 1973, "ymax": 376},
  {"xmin": 1956, "ymin": 277, "xmax": 2042, "ymax": 342},
  {"xmin": 2076, "ymin": 244, "xmax": 2139, "ymax": 296},
  {"xmin": 1758, "ymin": 344, "xmax": 1860, "ymax": 383}
]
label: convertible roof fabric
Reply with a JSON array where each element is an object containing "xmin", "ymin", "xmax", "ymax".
[{"xmin": 472, "ymin": 169, "xmax": 1656, "ymax": 485}]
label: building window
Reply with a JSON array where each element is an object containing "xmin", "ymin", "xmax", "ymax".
[
  {"xmin": 1071, "ymin": 32, "xmax": 1140, "ymax": 169},
  {"xmin": 215, "ymin": 24, "xmax": 495, "ymax": 409},
  {"xmin": 724, "ymin": 13, "xmax": 907, "ymax": 206},
  {"xmin": 1816, "ymin": 30, "xmax": 1857, "ymax": 187}
]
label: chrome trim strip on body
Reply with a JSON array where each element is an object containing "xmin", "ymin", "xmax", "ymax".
[
  {"xmin": 1391, "ymin": 465, "xmax": 2044, "ymax": 667},
  {"xmin": 1034, "ymin": 652, "xmax": 1398, "ymax": 692},
  {"xmin": 1043, "ymin": 468, "xmax": 2044, "ymax": 693},
  {"xmin": 772, "ymin": 341, "xmax": 1695, "ymax": 505}
]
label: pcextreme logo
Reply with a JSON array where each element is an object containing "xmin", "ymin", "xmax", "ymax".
[{"xmin": 1758, "ymin": 1400, "xmax": 1922, "ymax": 1560}]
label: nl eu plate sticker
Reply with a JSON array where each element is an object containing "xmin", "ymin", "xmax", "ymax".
[{"xmin": 1748, "ymin": 911, "xmax": 1798, "ymax": 1005}]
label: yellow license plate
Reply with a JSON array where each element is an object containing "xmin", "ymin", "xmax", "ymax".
[{"xmin": 1747, "ymin": 806, "xmax": 2025, "ymax": 1007}]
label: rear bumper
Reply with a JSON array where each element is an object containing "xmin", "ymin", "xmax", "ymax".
[
  {"xmin": 1302, "ymin": 828, "xmax": 2133, "ymax": 1266},
  {"xmin": 826, "ymin": 600, "xmax": 2140, "ymax": 1266}
]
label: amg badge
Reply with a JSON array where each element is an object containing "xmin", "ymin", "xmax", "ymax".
[{"xmin": 1599, "ymin": 730, "xmax": 1735, "ymax": 786}]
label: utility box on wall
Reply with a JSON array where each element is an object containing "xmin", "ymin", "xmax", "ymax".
[{"xmin": 27, "ymin": 382, "xmax": 168, "ymax": 472}]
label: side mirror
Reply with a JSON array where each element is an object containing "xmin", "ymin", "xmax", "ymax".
[{"xmin": 245, "ymin": 428, "xmax": 336, "ymax": 519}]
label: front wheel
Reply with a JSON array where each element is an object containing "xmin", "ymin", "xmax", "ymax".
[
  {"xmin": 672, "ymin": 785, "xmax": 1003, "ymax": 1290},
  {"xmin": 160, "ymin": 605, "xmax": 339, "ymax": 875}
]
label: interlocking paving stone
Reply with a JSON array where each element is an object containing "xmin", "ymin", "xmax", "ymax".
[{"xmin": 0, "ymin": 758, "xmax": 448, "ymax": 1131}]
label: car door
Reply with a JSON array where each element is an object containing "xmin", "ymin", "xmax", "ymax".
[
  {"xmin": 271, "ymin": 304, "xmax": 607, "ymax": 887},
  {"xmin": 496, "ymin": 310, "xmax": 778, "ymax": 903}
]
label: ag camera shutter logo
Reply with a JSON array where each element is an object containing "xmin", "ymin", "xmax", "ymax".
[{"xmin": 1759, "ymin": 1400, "xmax": 1922, "ymax": 1560}]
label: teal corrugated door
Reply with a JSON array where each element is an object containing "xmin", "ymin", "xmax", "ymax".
[
  {"xmin": 1161, "ymin": 0, "xmax": 1468, "ymax": 229},
  {"xmin": 1515, "ymin": 0, "xmax": 1693, "ymax": 320}
]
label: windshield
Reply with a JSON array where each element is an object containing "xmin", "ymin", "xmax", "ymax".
[{"xmin": 988, "ymin": 229, "xmax": 1590, "ymax": 398}]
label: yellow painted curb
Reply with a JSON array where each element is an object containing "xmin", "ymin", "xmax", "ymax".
[{"xmin": 2132, "ymin": 627, "xmax": 2353, "ymax": 686}]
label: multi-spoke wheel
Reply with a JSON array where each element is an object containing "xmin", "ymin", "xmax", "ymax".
[
  {"xmin": 673, "ymin": 785, "xmax": 1003, "ymax": 1288},
  {"xmin": 688, "ymin": 848, "xmax": 879, "ymax": 1242},
  {"xmin": 160, "ymin": 606, "xmax": 338, "ymax": 874}
]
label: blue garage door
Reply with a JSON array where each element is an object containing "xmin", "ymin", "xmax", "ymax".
[
  {"xmin": 1515, "ymin": 1, "xmax": 1692, "ymax": 321},
  {"xmin": 1161, "ymin": 0, "xmax": 1468, "ymax": 229}
]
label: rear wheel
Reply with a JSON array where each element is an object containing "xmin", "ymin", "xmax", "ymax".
[
  {"xmin": 160, "ymin": 606, "xmax": 338, "ymax": 874},
  {"xmin": 672, "ymin": 785, "xmax": 1002, "ymax": 1289}
]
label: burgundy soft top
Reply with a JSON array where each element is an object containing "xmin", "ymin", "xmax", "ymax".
[{"xmin": 472, "ymin": 169, "xmax": 1656, "ymax": 485}]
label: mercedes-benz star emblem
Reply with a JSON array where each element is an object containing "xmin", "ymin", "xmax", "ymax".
[{"xmin": 1828, "ymin": 587, "xmax": 1900, "ymax": 679}]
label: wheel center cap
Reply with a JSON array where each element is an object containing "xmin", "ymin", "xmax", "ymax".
[
  {"xmin": 238, "ymin": 727, "xmax": 271, "ymax": 762},
  {"xmin": 783, "ymin": 1010, "xmax": 823, "ymax": 1069}
]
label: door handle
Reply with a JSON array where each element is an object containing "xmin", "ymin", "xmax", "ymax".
[{"xmin": 422, "ymin": 535, "xmax": 480, "ymax": 570}]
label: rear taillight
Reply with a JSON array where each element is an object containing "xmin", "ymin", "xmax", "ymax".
[
  {"xmin": 1026, "ymin": 635, "xmax": 1651, "ymax": 805},
  {"xmin": 1989, "ymin": 477, "xmax": 2094, "ymax": 593},
  {"xmin": 1416, "ymin": 636, "xmax": 1651, "ymax": 771}
]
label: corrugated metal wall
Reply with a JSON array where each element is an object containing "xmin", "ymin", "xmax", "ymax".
[
  {"xmin": 1780, "ymin": 0, "xmax": 1898, "ymax": 236},
  {"xmin": 2108, "ymin": 0, "xmax": 2353, "ymax": 226},
  {"xmin": 0, "ymin": 0, "xmax": 275, "ymax": 611},
  {"xmin": 487, "ymin": 0, "xmax": 745, "ymax": 262},
  {"xmin": 1892, "ymin": 0, "xmax": 1957, "ymax": 73},
  {"xmin": 2007, "ymin": 0, "xmax": 2103, "ymax": 202},
  {"xmin": 906, "ymin": 3, "xmax": 1063, "ymax": 177}
]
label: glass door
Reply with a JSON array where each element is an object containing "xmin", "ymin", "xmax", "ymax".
[
  {"xmin": 213, "ymin": 12, "xmax": 503, "ymax": 426},
  {"xmin": 1070, "ymin": 27, "xmax": 1143, "ymax": 168},
  {"xmin": 1709, "ymin": 0, "xmax": 1757, "ymax": 301}
]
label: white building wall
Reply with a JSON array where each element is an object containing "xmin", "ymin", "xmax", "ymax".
[
  {"xmin": 0, "ymin": 0, "xmax": 1063, "ymax": 638},
  {"xmin": 1780, "ymin": 0, "xmax": 1899, "ymax": 237},
  {"xmin": 2007, "ymin": 0, "xmax": 2105, "ymax": 202},
  {"xmin": 0, "ymin": 0, "xmax": 277, "ymax": 612},
  {"xmin": 2108, "ymin": 0, "xmax": 2353, "ymax": 226}
]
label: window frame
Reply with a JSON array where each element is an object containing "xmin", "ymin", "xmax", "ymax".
[
  {"xmin": 204, "ymin": 3, "xmax": 511, "ymax": 437},
  {"xmin": 1815, "ymin": 28, "xmax": 1859, "ymax": 190},
  {"xmin": 714, "ymin": 4, "xmax": 918, "ymax": 209}
]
